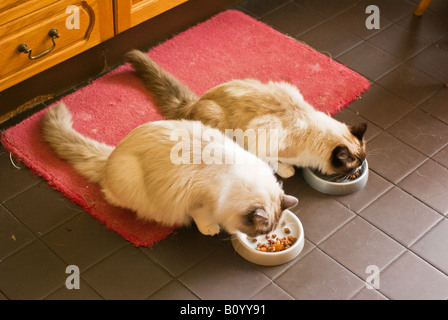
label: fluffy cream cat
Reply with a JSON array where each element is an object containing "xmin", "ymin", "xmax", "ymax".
[
  {"xmin": 125, "ymin": 50, "xmax": 367, "ymax": 179},
  {"xmin": 41, "ymin": 103, "xmax": 298, "ymax": 237}
]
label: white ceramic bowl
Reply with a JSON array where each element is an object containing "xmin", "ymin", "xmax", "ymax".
[
  {"xmin": 231, "ymin": 209, "xmax": 304, "ymax": 266},
  {"xmin": 302, "ymin": 159, "xmax": 369, "ymax": 196}
]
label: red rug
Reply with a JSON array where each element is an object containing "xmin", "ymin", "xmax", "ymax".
[{"xmin": 1, "ymin": 10, "xmax": 369, "ymax": 247}]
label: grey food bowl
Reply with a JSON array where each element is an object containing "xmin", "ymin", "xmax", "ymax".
[{"xmin": 302, "ymin": 159, "xmax": 369, "ymax": 196}]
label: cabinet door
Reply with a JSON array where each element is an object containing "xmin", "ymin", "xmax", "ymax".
[
  {"xmin": 0, "ymin": 0, "xmax": 114, "ymax": 92},
  {"xmin": 114, "ymin": 0, "xmax": 189, "ymax": 34}
]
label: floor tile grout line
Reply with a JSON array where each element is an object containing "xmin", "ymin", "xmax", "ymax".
[
  {"xmin": 317, "ymin": 214, "xmax": 448, "ymax": 297},
  {"xmin": 415, "ymin": 83, "xmax": 448, "ymax": 106},
  {"xmin": 378, "ymin": 244, "xmax": 448, "ymax": 291},
  {"xmin": 253, "ymin": 2, "xmax": 340, "ymax": 47},
  {"xmin": 347, "ymin": 283, "xmax": 387, "ymax": 300},
  {"xmin": 0, "ymin": 192, "xmax": 85, "ymax": 262},
  {"xmin": 408, "ymin": 216, "xmax": 448, "ymax": 250},
  {"xmin": 267, "ymin": 238, "xmax": 318, "ymax": 284},
  {"xmin": 416, "ymin": 107, "xmax": 448, "ymax": 128},
  {"xmin": 0, "ymin": 203, "xmax": 38, "ymax": 262},
  {"xmin": 20, "ymin": 162, "xmax": 443, "ymax": 299},
  {"xmin": 318, "ymin": 199, "xmax": 448, "ymax": 278},
  {"xmin": 357, "ymin": 166, "xmax": 448, "ymax": 220},
  {"xmin": 355, "ymin": 195, "xmax": 446, "ymax": 252},
  {"xmin": 0, "ymin": 237, "xmax": 75, "ymax": 300},
  {"xmin": 360, "ymin": 11, "xmax": 448, "ymax": 83},
  {"xmin": 367, "ymin": 166, "xmax": 448, "ymax": 220},
  {"xmin": 384, "ymin": 121, "xmax": 448, "ymax": 158},
  {"xmin": 258, "ymin": 20, "xmax": 296, "ymax": 41},
  {"xmin": 1, "ymin": 187, "xmax": 89, "ymax": 254},
  {"xmin": 144, "ymin": 278, "xmax": 201, "ymax": 300},
  {"xmin": 163, "ymin": 246, "xmax": 234, "ymax": 299},
  {"xmin": 430, "ymin": 155, "xmax": 448, "ymax": 171},
  {"xmin": 73, "ymin": 242, "xmax": 129, "ymax": 273},
  {"xmin": 8, "ymin": 120, "xmax": 443, "ymax": 264},
  {"xmin": 316, "ymin": 211, "xmax": 406, "ymax": 255},
  {"xmin": 393, "ymin": 157, "xmax": 443, "ymax": 193},
  {"xmin": 34, "ymin": 217, "xmax": 129, "ymax": 300},
  {"xmin": 288, "ymin": 0, "xmax": 366, "ymax": 40},
  {"xmin": 71, "ymin": 242, "xmax": 138, "ymax": 299},
  {"xmin": 265, "ymin": 215, "xmax": 376, "ymax": 298},
  {"xmin": 362, "ymin": 110, "xmax": 448, "ymax": 171},
  {"xmin": 2, "ymin": 2, "xmax": 448, "ymax": 300},
  {"xmin": 0, "ymin": 178, "xmax": 41, "ymax": 205},
  {"xmin": 138, "ymin": 244, "xmax": 191, "ymax": 279},
  {"xmin": 375, "ymin": 47, "xmax": 444, "ymax": 87},
  {"xmin": 418, "ymin": 105, "xmax": 448, "ymax": 127},
  {"xmin": 306, "ymin": 245, "xmax": 390, "ymax": 300},
  {"xmin": 42, "ymin": 275, "xmax": 105, "ymax": 300},
  {"xmin": 359, "ymin": 249, "xmax": 408, "ymax": 300},
  {"xmin": 40, "ymin": 213, "xmax": 130, "ymax": 272},
  {"xmin": 347, "ymin": 84, "xmax": 419, "ymax": 131},
  {"xmin": 266, "ymin": 163, "xmax": 445, "ymax": 290},
  {"xmin": 387, "ymin": 127, "xmax": 448, "ymax": 159},
  {"xmin": 247, "ymin": 278, "xmax": 294, "ymax": 300},
  {"xmin": 293, "ymin": 0, "xmax": 365, "ymax": 25},
  {"xmin": 375, "ymin": 237, "xmax": 448, "ymax": 298},
  {"xmin": 256, "ymin": 0, "xmax": 294, "ymax": 20},
  {"xmin": 324, "ymin": 5, "xmax": 395, "ymax": 43},
  {"xmin": 331, "ymin": 175, "xmax": 395, "ymax": 215},
  {"xmin": 312, "ymin": 213, "xmax": 358, "ymax": 247},
  {"xmin": 333, "ymin": 39, "xmax": 408, "ymax": 81}
]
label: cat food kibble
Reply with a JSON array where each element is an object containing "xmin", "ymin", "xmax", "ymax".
[
  {"xmin": 255, "ymin": 233, "xmax": 297, "ymax": 253},
  {"xmin": 350, "ymin": 171, "xmax": 361, "ymax": 179},
  {"xmin": 334, "ymin": 169, "xmax": 361, "ymax": 182},
  {"xmin": 247, "ymin": 236, "xmax": 258, "ymax": 243}
]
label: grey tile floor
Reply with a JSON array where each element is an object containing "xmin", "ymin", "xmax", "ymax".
[{"xmin": 1, "ymin": 0, "xmax": 448, "ymax": 300}]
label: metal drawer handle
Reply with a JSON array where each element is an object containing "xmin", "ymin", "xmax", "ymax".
[{"xmin": 18, "ymin": 28, "xmax": 60, "ymax": 60}]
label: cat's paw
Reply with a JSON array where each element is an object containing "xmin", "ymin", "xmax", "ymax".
[
  {"xmin": 276, "ymin": 164, "xmax": 295, "ymax": 178},
  {"xmin": 197, "ymin": 223, "xmax": 221, "ymax": 236}
]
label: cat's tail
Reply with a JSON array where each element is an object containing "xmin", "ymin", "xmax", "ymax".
[
  {"xmin": 41, "ymin": 102, "xmax": 114, "ymax": 184},
  {"xmin": 125, "ymin": 49, "xmax": 198, "ymax": 119}
]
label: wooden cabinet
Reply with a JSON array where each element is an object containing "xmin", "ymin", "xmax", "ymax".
[
  {"xmin": 0, "ymin": 0, "xmax": 188, "ymax": 92},
  {"xmin": 0, "ymin": 0, "xmax": 114, "ymax": 92},
  {"xmin": 114, "ymin": 0, "xmax": 189, "ymax": 34}
]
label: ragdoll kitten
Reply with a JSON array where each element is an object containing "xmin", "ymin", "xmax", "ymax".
[
  {"xmin": 41, "ymin": 103, "xmax": 298, "ymax": 237},
  {"xmin": 125, "ymin": 50, "xmax": 367, "ymax": 179}
]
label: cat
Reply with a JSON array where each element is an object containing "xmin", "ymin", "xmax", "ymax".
[
  {"xmin": 125, "ymin": 50, "xmax": 367, "ymax": 179},
  {"xmin": 41, "ymin": 102, "xmax": 298, "ymax": 237}
]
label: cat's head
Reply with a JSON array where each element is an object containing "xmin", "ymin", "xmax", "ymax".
[
  {"xmin": 237, "ymin": 194, "xmax": 298, "ymax": 237},
  {"xmin": 327, "ymin": 122, "xmax": 367, "ymax": 175},
  {"xmin": 217, "ymin": 175, "xmax": 298, "ymax": 237}
]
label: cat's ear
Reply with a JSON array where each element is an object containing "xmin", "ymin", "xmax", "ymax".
[
  {"xmin": 249, "ymin": 208, "xmax": 269, "ymax": 226},
  {"xmin": 282, "ymin": 195, "xmax": 298, "ymax": 210},
  {"xmin": 349, "ymin": 123, "xmax": 367, "ymax": 141}
]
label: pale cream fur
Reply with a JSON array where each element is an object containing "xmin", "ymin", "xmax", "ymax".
[
  {"xmin": 124, "ymin": 50, "xmax": 367, "ymax": 179},
  {"xmin": 41, "ymin": 103, "xmax": 298, "ymax": 237},
  {"xmin": 192, "ymin": 80, "xmax": 366, "ymax": 177}
]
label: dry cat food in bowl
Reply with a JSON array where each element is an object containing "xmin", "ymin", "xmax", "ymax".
[
  {"xmin": 231, "ymin": 209, "xmax": 304, "ymax": 266},
  {"xmin": 302, "ymin": 159, "xmax": 369, "ymax": 196}
]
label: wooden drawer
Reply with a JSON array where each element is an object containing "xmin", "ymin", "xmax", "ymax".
[
  {"xmin": 0, "ymin": 0, "xmax": 114, "ymax": 92},
  {"xmin": 114, "ymin": 0, "xmax": 189, "ymax": 34}
]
